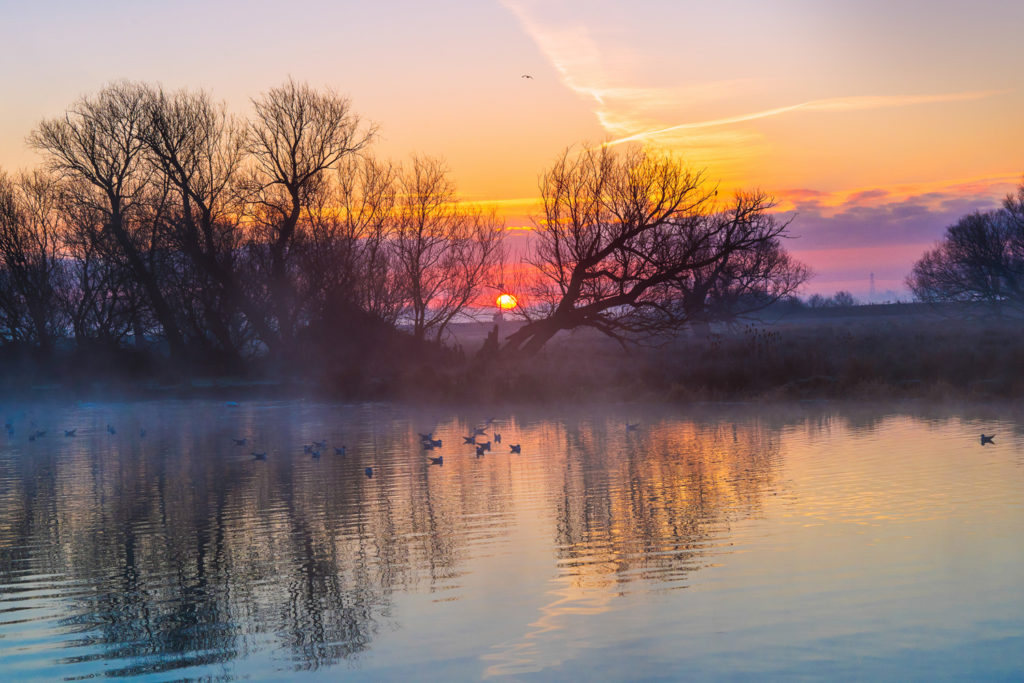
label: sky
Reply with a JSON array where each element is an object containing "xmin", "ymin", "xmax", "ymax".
[{"xmin": 1, "ymin": 0, "xmax": 1021, "ymax": 298}]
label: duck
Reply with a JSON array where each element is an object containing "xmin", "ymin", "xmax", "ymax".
[
  {"xmin": 429, "ymin": 438, "xmax": 442, "ymax": 448},
  {"xmin": 473, "ymin": 427, "xmax": 487, "ymax": 436},
  {"xmin": 463, "ymin": 435, "xmax": 476, "ymax": 444},
  {"xmin": 476, "ymin": 445, "xmax": 486, "ymax": 456},
  {"xmin": 509, "ymin": 444, "xmax": 521, "ymax": 453},
  {"xmin": 494, "ymin": 433, "xmax": 502, "ymax": 443},
  {"xmin": 980, "ymin": 434, "xmax": 995, "ymax": 445},
  {"xmin": 365, "ymin": 466, "xmax": 374, "ymax": 478},
  {"xmin": 64, "ymin": 429, "xmax": 76, "ymax": 437},
  {"xmin": 251, "ymin": 452, "xmax": 267, "ymax": 460},
  {"xmin": 626, "ymin": 423, "xmax": 640, "ymax": 432},
  {"xmin": 232, "ymin": 438, "xmax": 247, "ymax": 446},
  {"xmin": 335, "ymin": 446, "xmax": 347, "ymax": 456},
  {"xmin": 418, "ymin": 432, "xmax": 433, "ymax": 442},
  {"xmin": 428, "ymin": 455, "xmax": 443, "ymax": 465},
  {"xmin": 480, "ymin": 441, "xmax": 491, "ymax": 452},
  {"xmin": 106, "ymin": 424, "xmax": 116, "ymax": 435}
]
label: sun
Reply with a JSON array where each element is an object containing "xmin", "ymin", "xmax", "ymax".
[{"xmin": 496, "ymin": 293, "xmax": 518, "ymax": 310}]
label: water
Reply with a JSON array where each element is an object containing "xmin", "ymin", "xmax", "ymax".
[{"xmin": 0, "ymin": 400, "xmax": 1022, "ymax": 681}]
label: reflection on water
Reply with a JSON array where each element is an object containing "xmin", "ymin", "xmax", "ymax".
[{"xmin": 0, "ymin": 401, "xmax": 1022, "ymax": 680}]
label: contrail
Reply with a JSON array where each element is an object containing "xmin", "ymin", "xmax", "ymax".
[{"xmin": 603, "ymin": 90, "xmax": 1008, "ymax": 147}]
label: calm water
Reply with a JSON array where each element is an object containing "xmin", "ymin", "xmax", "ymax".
[{"xmin": 0, "ymin": 400, "xmax": 1022, "ymax": 681}]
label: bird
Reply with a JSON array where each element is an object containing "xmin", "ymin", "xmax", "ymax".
[
  {"xmin": 981, "ymin": 434, "xmax": 995, "ymax": 445},
  {"xmin": 106, "ymin": 424, "xmax": 116, "ymax": 435},
  {"xmin": 494, "ymin": 433, "xmax": 502, "ymax": 443},
  {"xmin": 365, "ymin": 466, "xmax": 374, "ymax": 478},
  {"xmin": 521, "ymin": 74, "xmax": 533, "ymax": 79},
  {"xmin": 232, "ymin": 438, "xmax": 247, "ymax": 446},
  {"xmin": 463, "ymin": 435, "xmax": 477, "ymax": 444},
  {"xmin": 335, "ymin": 446, "xmax": 347, "ymax": 456},
  {"xmin": 476, "ymin": 445, "xmax": 486, "ymax": 456},
  {"xmin": 225, "ymin": 401, "xmax": 239, "ymax": 407},
  {"xmin": 430, "ymin": 438, "xmax": 442, "ymax": 448},
  {"xmin": 313, "ymin": 440, "xmax": 327, "ymax": 448},
  {"xmin": 303, "ymin": 444, "xmax": 314, "ymax": 453},
  {"xmin": 418, "ymin": 432, "xmax": 433, "ymax": 442},
  {"xmin": 64, "ymin": 429, "xmax": 76, "ymax": 437},
  {"xmin": 251, "ymin": 451, "xmax": 267, "ymax": 460},
  {"xmin": 428, "ymin": 455, "xmax": 443, "ymax": 465},
  {"xmin": 311, "ymin": 450, "xmax": 321, "ymax": 458},
  {"xmin": 473, "ymin": 427, "xmax": 487, "ymax": 436},
  {"xmin": 509, "ymin": 444, "xmax": 521, "ymax": 453},
  {"xmin": 626, "ymin": 423, "xmax": 640, "ymax": 432},
  {"xmin": 480, "ymin": 441, "xmax": 491, "ymax": 452}
]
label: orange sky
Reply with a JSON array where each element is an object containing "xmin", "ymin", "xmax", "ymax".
[{"xmin": 0, "ymin": 0, "xmax": 1021, "ymax": 297}]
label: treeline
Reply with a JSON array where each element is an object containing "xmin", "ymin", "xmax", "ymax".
[
  {"xmin": 0, "ymin": 80, "xmax": 809, "ymax": 379},
  {"xmin": 0, "ymin": 81, "xmax": 503, "ymax": 368}
]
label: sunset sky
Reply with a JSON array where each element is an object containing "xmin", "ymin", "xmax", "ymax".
[{"xmin": 1, "ymin": 0, "xmax": 1021, "ymax": 297}]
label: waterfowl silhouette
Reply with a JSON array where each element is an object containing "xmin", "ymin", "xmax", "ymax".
[
  {"xmin": 251, "ymin": 452, "xmax": 267, "ymax": 460},
  {"xmin": 521, "ymin": 74, "xmax": 533, "ymax": 79},
  {"xmin": 106, "ymin": 424, "xmax": 116, "ymax": 435},
  {"xmin": 494, "ymin": 433, "xmax": 502, "ymax": 443},
  {"xmin": 418, "ymin": 432, "xmax": 433, "ymax": 442},
  {"xmin": 981, "ymin": 434, "xmax": 995, "ymax": 445},
  {"xmin": 311, "ymin": 450, "xmax": 321, "ymax": 458},
  {"xmin": 423, "ymin": 441, "xmax": 437, "ymax": 451},
  {"xmin": 303, "ymin": 444, "xmax": 314, "ymax": 453},
  {"xmin": 365, "ymin": 467, "xmax": 374, "ymax": 478},
  {"xmin": 428, "ymin": 455, "xmax": 443, "ymax": 465},
  {"xmin": 335, "ymin": 446, "xmax": 347, "ymax": 456},
  {"xmin": 313, "ymin": 440, "xmax": 327, "ymax": 448},
  {"xmin": 476, "ymin": 445, "xmax": 486, "ymax": 456},
  {"xmin": 509, "ymin": 444, "xmax": 521, "ymax": 453},
  {"xmin": 429, "ymin": 438, "xmax": 442, "ymax": 448},
  {"xmin": 232, "ymin": 438, "xmax": 247, "ymax": 446},
  {"xmin": 64, "ymin": 429, "xmax": 76, "ymax": 437},
  {"xmin": 473, "ymin": 427, "xmax": 487, "ymax": 436},
  {"xmin": 480, "ymin": 441, "xmax": 491, "ymax": 452},
  {"xmin": 463, "ymin": 435, "xmax": 476, "ymax": 444},
  {"xmin": 626, "ymin": 423, "xmax": 640, "ymax": 432}
]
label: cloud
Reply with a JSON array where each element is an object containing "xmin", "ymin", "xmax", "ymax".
[{"xmin": 602, "ymin": 90, "xmax": 1007, "ymax": 147}]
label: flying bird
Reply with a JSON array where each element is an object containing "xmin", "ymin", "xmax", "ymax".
[
  {"xmin": 521, "ymin": 74, "xmax": 533, "ymax": 79},
  {"xmin": 980, "ymin": 434, "xmax": 995, "ymax": 445}
]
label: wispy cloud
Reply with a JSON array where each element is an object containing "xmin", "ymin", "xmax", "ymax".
[{"xmin": 602, "ymin": 90, "xmax": 1007, "ymax": 147}]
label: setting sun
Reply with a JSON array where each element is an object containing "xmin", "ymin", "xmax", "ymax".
[{"xmin": 496, "ymin": 293, "xmax": 518, "ymax": 310}]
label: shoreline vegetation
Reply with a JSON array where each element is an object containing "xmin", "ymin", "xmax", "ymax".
[{"xmin": 3, "ymin": 302, "xmax": 1023, "ymax": 404}]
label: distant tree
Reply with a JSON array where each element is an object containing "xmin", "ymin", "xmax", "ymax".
[
  {"xmin": 831, "ymin": 290, "xmax": 857, "ymax": 307},
  {"xmin": 502, "ymin": 146, "xmax": 807, "ymax": 355},
  {"xmin": 908, "ymin": 184, "xmax": 1024, "ymax": 315},
  {"xmin": 392, "ymin": 156, "xmax": 505, "ymax": 342}
]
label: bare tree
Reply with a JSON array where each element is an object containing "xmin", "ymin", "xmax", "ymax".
[
  {"xmin": 0, "ymin": 170, "xmax": 67, "ymax": 349},
  {"xmin": 245, "ymin": 79, "xmax": 376, "ymax": 348},
  {"xmin": 908, "ymin": 192, "xmax": 1024, "ymax": 315},
  {"xmin": 29, "ymin": 82, "xmax": 187, "ymax": 357},
  {"xmin": 141, "ymin": 86, "xmax": 261, "ymax": 356},
  {"xmin": 503, "ymin": 146, "xmax": 807, "ymax": 355},
  {"xmin": 392, "ymin": 156, "xmax": 505, "ymax": 342}
]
